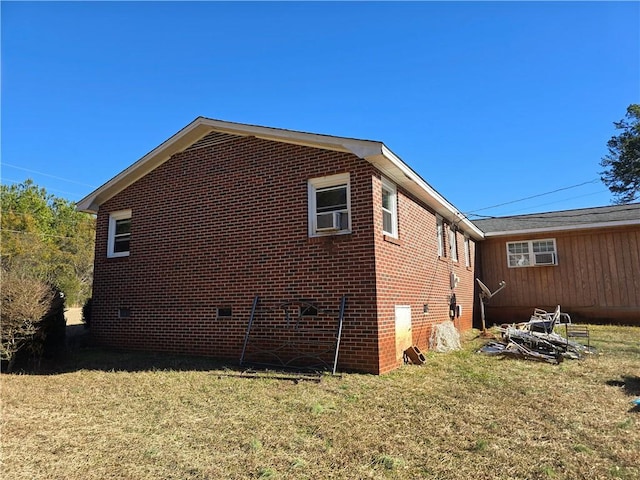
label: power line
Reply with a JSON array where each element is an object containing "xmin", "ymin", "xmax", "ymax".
[
  {"xmin": 470, "ymin": 189, "xmax": 610, "ymax": 218},
  {"xmin": 1, "ymin": 163, "xmax": 98, "ymax": 189},
  {"xmin": 1, "ymin": 177, "xmax": 87, "ymax": 199},
  {"xmin": 465, "ymin": 179, "xmax": 601, "ymax": 215},
  {"xmin": 0, "ymin": 228, "xmax": 92, "ymax": 241}
]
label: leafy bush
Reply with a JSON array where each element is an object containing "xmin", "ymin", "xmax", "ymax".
[
  {"xmin": 1, "ymin": 179, "xmax": 95, "ymax": 307},
  {"xmin": 82, "ymin": 297, "xmax": 92, "ymax": 329},
  {"xmin": 40, "ymin": 289, "xmax": 66, "ymax": 360}
]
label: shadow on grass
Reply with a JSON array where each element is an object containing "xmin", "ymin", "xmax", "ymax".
[
  {"xmin": 606, "ymin": 376, "xmax": 640, "ymax": 396},
  {"xmin": 607, "ymin": 376, "xmax": 640, "ymax": 412},
  {"xmin": 0, "ymin": 325, "xmax": 230, "ymax": 374},
  {"xmin": 4, "ymin": 325, "xmax": 324, "ymax": 381},
  {"xmin": 8, "ymin": 345, "xmax": 235, "ymax": 375}
]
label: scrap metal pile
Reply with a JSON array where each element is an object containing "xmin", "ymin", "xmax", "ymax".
[{"xmin": 478, "ymin": 306, "xmax": 593, "ymax": 364}]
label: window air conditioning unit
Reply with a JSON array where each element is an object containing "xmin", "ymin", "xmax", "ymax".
[
  {"xmin": 534, "ymin": 252, "xmax": 556, "ymax": 265},
  {"xmin": 317, "ymin": 211, "xmax": 342, "ymax": 231}
]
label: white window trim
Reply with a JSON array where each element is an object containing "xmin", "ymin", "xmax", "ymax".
[
  {"xmin": 506, "ymin": 238, "xmax": 558, "ymax": 268},
  {"xmin": 308, "ymin": 173, "xmax": 351, "ymax": 237},
  {"xmin": 381, "ymin": 177, "xmax": 398, "ymax": 238},
  {"xmin": 464, "ymin": 234, "xmax": 471, "ymax": 267},
  {"xmin": 107, "ymin": 210, "xmax": 131, "ymax": 258},
  {"xmin": 436, "ymin": 216, "xmax": 444, "ymax": 257},
  {"xmin": 449, "ymin": 226, "xmax": 458, "ymax": 262}
]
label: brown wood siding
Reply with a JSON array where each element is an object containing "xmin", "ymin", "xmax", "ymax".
[{"xmin": 478, "ymin": 225, "xmax": 640, "ymax": 325}]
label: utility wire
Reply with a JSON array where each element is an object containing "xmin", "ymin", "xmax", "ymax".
[
  {"xmin": 1, "ymin": 177, "xmax": 87, "ymax": 199},
  {"xmin": 2, "ymin": 163, "xmax": 98, "ymax": 188},
  {"xmin": 482, "ymin": 189, "xmax": 609, "ymax": 217},
  {"xmin": 465, "ymin": 178, "xmax": 601, "ymax": 215},
  {"xmin": 471, "ymin": 205, "xmax": 639, "ymax": 222},
  {"xmin": 0, "ymin": 228, "xmax": 92, "ymax": 241}
]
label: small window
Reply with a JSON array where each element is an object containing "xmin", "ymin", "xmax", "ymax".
[
  {"xmin": 381, "ymin": 177, "xmax": 398, "ymax": 238},
  {"xmin": 449, "ymin": 227, "xmax": 458, "ymax": 262},
  {"xmin": 118, "ymin": 307, "xmax": 131, "ymax": 319},
  {"xmin": 308, "ymin": 173, "xmax": 351, "ymax": 236},
  {"xmin": 436, "ymin": 216, "xmax": 445, "ymax": 257},
  {"xmin": 464, "ymin": 234, "xmax": 471, "ymax": 267},
  {"xmin": 507, "ymin": 239, "xmax": 557, "ymax": 267},
  {"xmin": 217, "ymin": 307, "xmax": 233, "ymax": 318},
  {"xmin": 108, "ymin": 210, "xmax": 131, "ymax": 258}
]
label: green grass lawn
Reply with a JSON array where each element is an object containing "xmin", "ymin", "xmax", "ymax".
[{"xmin": 2, "ymin": 325, "xmax": 639, "ymax": 479}]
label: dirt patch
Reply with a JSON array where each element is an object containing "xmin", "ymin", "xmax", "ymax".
[{"xmin": 64, "ymin": 307, "xmax": 83, "ymax": 326}]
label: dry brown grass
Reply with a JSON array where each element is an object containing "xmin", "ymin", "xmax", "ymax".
[{"xmin": 2, "ymin": 325, "xmax": 639, "ymax": 479}]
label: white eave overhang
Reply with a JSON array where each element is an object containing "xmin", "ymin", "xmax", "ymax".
[
  {"xmin": 76, "ymin": 117, "xmax": 484, "ymax": 240},
  {"xmin": 366, "ymin": 145, "xmax": 484, "ymax": 239},
  {"xmin": 483, "ymin": 218, "xmax": 640, "ymax": 237}
]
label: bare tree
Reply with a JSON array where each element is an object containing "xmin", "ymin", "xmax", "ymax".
[{"xmin": 1, "ymin": 268, "xmax": 55, "ymax": 372}]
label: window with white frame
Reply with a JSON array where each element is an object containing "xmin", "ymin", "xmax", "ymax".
[
  {"xmin": 308, "ymin": 173, "xmax": 351, "ymax": 236},
  {"xmin": 381, "ymin": 177, "xmax": 398, "ymax": 238},
  {"xmin": 449, "ymin": 226, "xmax": 458, "ymax": 262},
  {"xmin": 107, "ymin": 210, "xmax": 131, "ymax": 258},
  {"xmin": 464, "ymin": 234, "xmax": 471, "ymax": 267},
  {"xmin": 436, "ymin": 216, "xmax": 444, "ymax": 257},
  {"xmin": 506, "ymin": 239, "xmax": 557, "ymax": 267}
]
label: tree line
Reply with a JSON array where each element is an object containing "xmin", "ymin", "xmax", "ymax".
[{"xmin": 1, "ymin": 179, "xmax": 95, "ymax": 370}]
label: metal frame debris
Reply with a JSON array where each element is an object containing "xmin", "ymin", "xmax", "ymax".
[
  {"xmin": 240, "ymin": 295, "xmax": 347, "ymax": 374},
  {"xmin": 478, "ymin": 305, "xmax": 593, "ymax": 363}
]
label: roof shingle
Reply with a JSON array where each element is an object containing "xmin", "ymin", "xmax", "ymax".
[{"xmin": 472, "ymin": 203, "xmax": 640, "ymax": 235}]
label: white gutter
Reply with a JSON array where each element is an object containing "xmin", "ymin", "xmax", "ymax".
[
  {"xmin": 374, "ymin": 145, "xmax": 484, "ymax": 239},
  {"xmin": 483, "ymin": 218, "xmax": 640, "ymax": 237}
]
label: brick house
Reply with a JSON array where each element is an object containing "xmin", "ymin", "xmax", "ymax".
[
  {"xmin": 77, "ymin": 117, "xmax": 483, "ymax": 374},
  {"xmin": 473, "ymin": 204, "xmax": 640, "ymax": 326}
]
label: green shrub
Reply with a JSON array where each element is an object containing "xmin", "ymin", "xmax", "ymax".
[{"xmin": 82, "ymin": 297, "xmax": 92, "ymax": 329}]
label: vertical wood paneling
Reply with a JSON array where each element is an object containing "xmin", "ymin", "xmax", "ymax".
[
  {"xmin": 600, "ymin": 233, "xmax": 614, "ymax": 307},
  {"xmin": 576, "ymin": 234, "xmax": 592, "ymax": 305},
  {"xmin": 591, "ymin": 233, "xmax": 606, "ymax": 307},
  {"xmin": 607, "ymin": 232, "xmax": 622, "ymax": 307},
  {"xmin": 584, "ymin": 233, "xmax": 598, "ymax": 307},
  {"xmin": 536, "ymin": 263, "xmax": 548, "ymax": 306},
  {"xmin": 479, "ymin": 226, "xmax": 640, "ymax": 322},
  {"xmin": 628, "ymin": 231, "xmax": 640, "ymax": 306},
  {"xmin": 557, "ymin": 236, "xmax": 570, "ymax": 307},
  {"xmin": 514, "ymin": 263, "xmax": 526, "ymax": 306},
  {"xmin": 615, "ymin": 230, "xmax": 630, "ymax": 305},
  {"xmin": 564, "ymin": 236, "xmax": 578, "ymax": 307}
]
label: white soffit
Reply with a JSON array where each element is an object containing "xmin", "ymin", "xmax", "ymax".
[{"xmin": 76, "ymin": 117, "xmax": 484, "ymax": 239}]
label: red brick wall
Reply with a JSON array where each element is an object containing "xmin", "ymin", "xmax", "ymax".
[
  {"xmin": 91, "ymin": 134, "xmax": 478, "ymax": 373},
  {"xmin": 371, "ymin": 176, "xmax": 477, "ymax": 373},
  {"xmin": 92, "ymin": 135, "xmax": 383, "ymax": 373}
]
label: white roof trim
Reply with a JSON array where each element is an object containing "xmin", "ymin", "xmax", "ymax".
[
  {"xmin": 76, "ymin": 117, "xmax": 484, "ymax": 239},
  {"xmin": 368, "ymin": 145, "xmax": 484, "ymax": 238},
  {"xmin": 483, "ymin": 218, "xmax": 640, "ymax": 237}
]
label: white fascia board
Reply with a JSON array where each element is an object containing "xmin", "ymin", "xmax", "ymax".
[
  {"xmin": 76, "ymin": 117, "xmax": 383, "ymax": 213},
  {"xmin": 368, "ymin": 145, "xmax": 484, "ymax": 240},
  {"xmin": 483, "ymin": 218, "xmax": 640, "ymax": 237},
  {"xmin": 76, "ymin": 115, "xmax": 485, "ymax": 243},
  {"xmin": 76, "ymin": 118, "xmax": 212, "ymax": 213},
  {"xmin": 198, "ymin": 118, "xmax": 382, "ymax": 155}
]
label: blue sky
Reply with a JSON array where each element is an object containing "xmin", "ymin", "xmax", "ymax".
[{"xmin": 2, "ymin": 1, "xmax": 639, "ymax": 218}]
